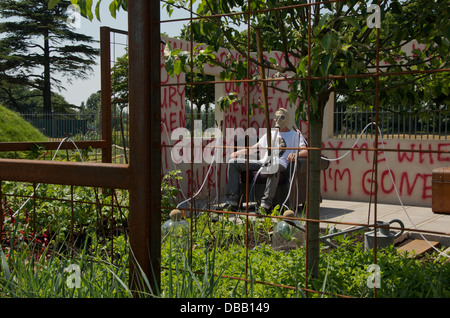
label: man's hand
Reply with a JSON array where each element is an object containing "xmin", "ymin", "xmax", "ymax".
[
  {"xmin": 231, "ymin": 151, "xmax": 241, "ymax": 159},
  {"xmin": 287, "ymin": 152, "xmax": 298, "ymax": 161},
  {"xmin": 287, "ymin": 149, "xmax": 307, "ymax": 161}
]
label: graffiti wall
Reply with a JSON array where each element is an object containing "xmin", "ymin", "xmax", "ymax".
[
  {"xmin": 160, "ymin": 37, "xmax": 444, "ymax": 208},
  {"xmin": 160, "ymin": 37, "xmax": 226, "ymax": 208},
  {"xmin": 321, "ymin": 137, "xmax": 449, "ymax": 207},
  {"xmin": 159, "ymin": 37, "xmax": 307, "ymax": 208}
]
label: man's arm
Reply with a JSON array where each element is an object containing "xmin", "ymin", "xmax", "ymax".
[
  {"xmin": 230, "ymin": 142, "xmax": 260, "ymax": 159},
  {"xmin": 287, "ymin": 132, "xmax": 308, "ymax": 161},
  {"xmin": 287, "ymin": 146, "xmax": 308, "ymax": 161}
]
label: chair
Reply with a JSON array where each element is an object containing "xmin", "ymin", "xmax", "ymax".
[{"xmin": 239, "ymin": 157, "xmax": 329, "ymax": 211}]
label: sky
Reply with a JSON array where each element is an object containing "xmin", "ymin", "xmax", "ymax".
[{"xmin": 62, "ymin": 3, "xmax": 186, "ymax": 107}]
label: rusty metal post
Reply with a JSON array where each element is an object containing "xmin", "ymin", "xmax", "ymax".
[
  {"xmin": 255, "ymin": 27, "xmax": 271, "ymax": 156},
  {"xmin": 100, "ymin": 26, "xmax": 113, "ymax": 164},
  {"xmin": 127, "ymin": 1, "xmax": 161, "ymax": 294},
  {"xmin": 0, "ymin": 159, "xmax": 129, "ymax": 188},
  {"xmin": 0, "ymin": 181, "xmax": 3, "ymax": 241}
]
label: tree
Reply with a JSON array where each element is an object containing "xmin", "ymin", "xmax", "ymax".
[
  {"xmin": 84, "ymin": 90, "xmax": 101, "ymax": 113},
  {"xmin": 0, "ymin": 84, "xmax": 76, "ymax": 113},
  {"xmin": 79, "ymin": 90, "xmax": 101, "ymax": 125},
  {"xmin": 0, "ymin": 0, "xmax": 99, "ymax": 114},
  {"xmin": 110, "ymin": 52, "xmax": 129, "ymax": 162},
  {"xmin": 179, "ymin": 22, "xmax": 217, "ymax": 128}
]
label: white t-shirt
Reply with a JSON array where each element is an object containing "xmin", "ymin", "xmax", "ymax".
[{"xmin": 258, "ymin": 129, "xmax": 307, "ymax": 169}]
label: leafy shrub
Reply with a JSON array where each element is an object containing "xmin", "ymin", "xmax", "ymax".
[
  {"xmin": 161, "ymin": 213, "xmax": 450, "ymax": 298},
  {"xmin": 161, "ymin": 169, "xmax": 183, "ymax": 221},
  {"xmin": 1, "ymin": 181, "xmax": 128, "ymax": 244}
]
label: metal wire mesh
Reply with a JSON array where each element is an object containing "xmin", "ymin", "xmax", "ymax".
[
  {"xmin": 0, "ymin": 0, "xmax": 448, "ymax": 298},
  {"xmin": 157, "ymin": 0, "xmax": 450, "ymax": 298}
]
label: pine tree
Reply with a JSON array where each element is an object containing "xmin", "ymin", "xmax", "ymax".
[{"xmin": 0, "ymin": 0, "xmax": 98, "ymax": 113}]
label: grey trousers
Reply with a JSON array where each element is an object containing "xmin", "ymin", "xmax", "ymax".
[{"xmin": 225, "ymin": 159, "xmax": 286, "ymax": 209}]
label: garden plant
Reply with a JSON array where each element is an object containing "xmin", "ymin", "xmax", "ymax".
[{"xmin": 1, "ymin": 170, "xmax": 449, "ymax": 298}]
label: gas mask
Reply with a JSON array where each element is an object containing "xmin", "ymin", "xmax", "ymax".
[{"xmin": 274, "ymin": 108, "xmax": 289, "ymax": 130}]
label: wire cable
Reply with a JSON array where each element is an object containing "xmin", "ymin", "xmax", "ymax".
[{"xmin": 12, "ymin": 137, "xmax": 84, "ymax": 218}]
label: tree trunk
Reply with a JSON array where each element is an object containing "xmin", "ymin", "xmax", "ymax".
[
  {"xmin": 43, "ymin": 30, "xmax": 52, "ymax": 114},
  {"xmin": 306, "ymin": 116, "xmax": 323, "ymax": 278},
  {"xmin": 306, "ymin": 93, "xmax": 328, "ymax": 279},
  {"xmin": 205, "ymin": 103, "xmax": 209, "ymax": 128}
]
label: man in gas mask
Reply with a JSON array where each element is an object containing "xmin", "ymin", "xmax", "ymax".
[{"xmin": 224, "ymin": 108, "xmax": 308, "ymax": 213}]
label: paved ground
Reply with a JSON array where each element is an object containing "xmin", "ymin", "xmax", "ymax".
[{"xmin": 320, "ymin": 199, "xmax": 450, "ymax": 246}]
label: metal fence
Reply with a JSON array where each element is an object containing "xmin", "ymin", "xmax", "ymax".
[
  {"xmin": 334, "ymin": 103, "xmax": 450, "ymax": 140},
  {"xmin": 20, "ymin": 112, "xmax": 101, "ymax": 140},
  {"xmin": 185, "ymin": 110, "xmax": 216, "ymax": 132}
]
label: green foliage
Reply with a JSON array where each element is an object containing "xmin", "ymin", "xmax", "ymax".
[
  {"xmin": 0, "ymin": 234, "xmax": 132, "ymax": 297},
  {"xmin": 1, "ymin": 191, "xmax": 131, "ymax": 298},
  {"xmin": 1, "ymin": 184, "xmax": 449, "ymax": 298},
  {"xmin": 111, "ymin": 52, "xmax": 129, "ymax": 102},
  {"xmin": 0, "ymin": 85, "xmax": 76, "ymax": 113},
  {"xmin": 159, "ymin": 212, "xmax": 450, "ymax": 298},
  {"xmin": 0, "ymin": 0, "xmax": 99, "ymax": 113},
  {"xmin": 161, "ymin": 169, "xmax": 183, "ymax": 220},
  {"xmin": 49, "ymin": 0, "xmax": 127, "ymax": 20},
  {"xmin": 1, "ymin": 181, "xmax": 129, "ymax": 243},
  {"xmin": 161, "ymin": 0, "xmax": 449, "ymax": 124},
  {"xmin": 160, "ymin": 0, "xmax": 450, "ymax": 278}
]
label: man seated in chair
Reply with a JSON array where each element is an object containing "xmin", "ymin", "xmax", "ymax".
[{"xmin": 224, "ymin": 108, "xmax": 308, "ymax": 213}]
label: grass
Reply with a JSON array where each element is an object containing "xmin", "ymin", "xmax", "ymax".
[
  {"xmin": 0, "ymin": 231, "xmax": 132, "ymax": 298},
  {"xmin": 0, "ymin": 104, "xmax": 47, "ymax": 143}
]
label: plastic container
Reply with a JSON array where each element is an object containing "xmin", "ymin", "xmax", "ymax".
[
  {"xmin": 272, "ymin": 210, "xmax": 305, "ymax": 251},
  {"xmin": 162, "ymin": 209, "xmax": 189, "ymax": 249}
]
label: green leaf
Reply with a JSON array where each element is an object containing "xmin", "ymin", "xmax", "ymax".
[
  {"xmin": 317, "ymin": 13, "xmax": 330, "ymax": 31},
  {"xmin": 48, "ymin": 0, "xmax": 61, "ymax": 9},
  {"xmin": 164, "ymin": 61, "xmax": 174, "ymax": 76},
  {"xmin": 321, "ymin": 33, "xmax": 332, "ymax": 51},
  {"xmin": 296, "ymin": 56, "xmax": 308, "ymax": 78},
  {"xmin": 236, "ymin": 61, "xmax": 247, "ymax": 78},
  {"xmin": 321, "ymin": 54, "xmax": 333, "ymax": 76},
  {"xmin": 85, "ymin": 0, "xmax": 94, "ymax": 20},
  {"xmin": 390, "ymin": 1, "xmax": 402, "ymax": 14},
  {"xmin": 339, "ymin": 16, "xmax": 361, "ymax": 31},
  {"xmin": 345, "ymin": 69, "xmax": 357, "ymax": 93},
  {"xmin": 0, "ymin": 249, "xmax": 11, "ymax": 283},
  {"xmin": 173, "ymin": 59, "xmax": 182, "ymax": 76},
  {"xmin": 109, "ymin": 0, "xmax": 118, "ymax": 19},
  {"xmin": 95, "ymin": 0, "xmax": 103, "ymax": 21}
]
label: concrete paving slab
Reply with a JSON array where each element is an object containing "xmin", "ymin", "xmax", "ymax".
[
  {"xmin": 414, "ymin": 214, "xmax": 450, "ymax": 236},
  {"xmin": 380, "ymin": 208, "xmax": 436, "ymax": 230}
]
